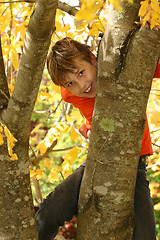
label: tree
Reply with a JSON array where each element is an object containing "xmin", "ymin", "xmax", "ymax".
[
  {"xmin": 77, "ymin": 1, "xmax": 160, "ymax": 240},
  {"xmin": 0, "ymin": 0, "xmax": 57, "ymax": 239},
  {"xmin": 0, "ymin": 0, "xmax": 160, "ymax": 239}
]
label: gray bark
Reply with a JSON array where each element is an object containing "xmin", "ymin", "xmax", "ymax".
[
  {"xmin": 77, "ymin": 2, "xmax": 160, "ymax": 240},
  {"xmin": 0, "ymin": 0, "xmax": 57, "ymax": 239}
]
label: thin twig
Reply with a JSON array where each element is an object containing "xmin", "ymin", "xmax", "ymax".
[
  {"xmin": 0, "ymin": 89, "xmax": 9, "ymax": 100},
  {"xmin": 152, "ymin": 143, "xmax": 160, "ymax": 148},
  {"xmin": 30, "ymin": 139, "xmax": 58, "ymax": 165},
  {"xmin": 31, "ymin": 176, "xmax": 43, "ymax": 204},
  {"xmin": 146, "ymin": 161, "xmax": 160, "ymax": 169},
  {"xmin": 29, "ymin": 146, "xmax": 43, "ymax": 204},
  {"xmin": 150, "ymin": 128, "xmax": 160, "ymax": 133},
  {"xmin": 51, "ymin": 144, "xmax": 84, "ymax": 152}
]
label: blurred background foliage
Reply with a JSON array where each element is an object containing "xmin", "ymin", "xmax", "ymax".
[{"xmin": 0, "ymin": 0, "xmax": 160, "ymax": 239}]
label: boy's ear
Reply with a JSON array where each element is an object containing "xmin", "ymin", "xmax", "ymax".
[{"xmin": 90, "ymin": 53, "xmax": 97, "ymax": 66}]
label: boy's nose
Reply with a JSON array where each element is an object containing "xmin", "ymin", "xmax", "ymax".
[{"xmin": 78, "ymin": 80, "xmax": 86, "ymax": 91}]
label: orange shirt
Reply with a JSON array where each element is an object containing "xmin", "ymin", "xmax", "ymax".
[
  {"xmin": 155, "ymin": 61, "xmax": 160, "ymax": 78},
  {"xmin": 60, "ymin": 63, "xmax": 160, "ymax": 156},
  {"xmin": 61, "ymin": 87, "xmax": 153, "ymax": 156}
]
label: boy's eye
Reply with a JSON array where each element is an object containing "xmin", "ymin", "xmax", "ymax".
[
  {"xmin": 68, "ymin": 81, "xmax": 74, "ymax": 87},
  {"xmin": 79, "ymin": 70, "xmax": 84, "ymax": 76}
]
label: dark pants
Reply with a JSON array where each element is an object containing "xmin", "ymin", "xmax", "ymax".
[
  {"xmin": 133, "ymin": 157, "xmax": 156, "ymax": 239},
  {"xmin": 36, "ymin": 157, "xmax": 156, "ymax": 240}
]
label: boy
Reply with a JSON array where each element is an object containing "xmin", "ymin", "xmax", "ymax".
[{"xmin": 36, "ymin": 37, "xmax": 158, "ymax": 240}]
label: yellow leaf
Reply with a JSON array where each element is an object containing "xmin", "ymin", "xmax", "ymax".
[
  {"xmin": 61, "ymin": 162, "xmax": 73, "ymax": 179},
  {"xmin": 151, "ymin": 0, "xmax": 160, "ymax": 11},
  {"xmin": 30, "ymin": 165, "xmax": 44, "ymax": 180},
  {"xmin": 0, "ymin": 125, "xmax": 3, "ymax": 132},
  {"xmin": 78, "ymin": 154, "xmax": 87, "ymax": 166},
  {"xmin": 8, "ymin": 84, "xmax": 14, "ymax": 93},
  {"xmin": 44, "ymin": 159, "xmax": 52, "ymax": 169},
  {"xmin": 109, "ymin": 0, "xmax": 123, "ymax": 11},
  {"xmin": 58, "ymin": 125, "xmax": 70, "ymax": 143},
  {"xmin": 66, "ymin": 32, "xmax": 75, "ymax": 39},
  {"xmin": 142, "ymin": 11, "xmax": 151, "ymax": 24},
  {"xmin": 70, "ymin": 127, "xmax": 80, "ymax": 141},
  {"xmin": 61, "ymin": 25, "xmax": 71, "ymax": 33},
  {"xmin": 52, "ymin": 83, "xmax": 60, "ymax": 94},
  {"xmin": 10, "ymin": 48, "xmax": 19, "ymax": 70},
  {"xmin": 64, "ymin": 147, "xmax": 81, "ymax": 164},
  {"xmin": 0, "ymin": 133, "xmax": 4, "ymax": 146},
  {"xmin": 75, "ymin": 0, "xmax": 105, "ymax": 22},
  {"xmin": 37, "ymin": 141, "xmax": 47, "ymax": 155},
  {"xmin": 55, "ymin": 21, "xmax": 63, "ymax": 32},
  {"xmin": 30, "ymin": 169, "xmax": 37, "ymax": 178},
  {"xmin": 31, "ymin": 123, "xmax": 43, "ymax": 135},
  {"xmin": 35, "ymin": 169, "xmax": 43, "ymax": 180},
  {"xmin": 150, "ymin": 17, "xmax": 158, "ymax": 29},
  {"xmin": 89, "ymin": 22, "xmax": 100, "ymax": 37},
  {"xmin": 72, "ymin": 110, "xmax": 84, "ymax": 123},
  {"xmin": 48, "ymin": 166, "xmax": 61, "ymax": 183},
  {"xmin": 4, "ymin": 126, "xmax": 18, "ymax": 160},
  {"xmin": 139, "ymin": 0, "xmax": 149, "ymax": 17},
  {"xmin": 10, "ymin": 153, "xmax": 18, "ymax": 161},
  {"xmin": 155, "ymin": 202, "xmax": 160, "ymax": 211},
  {"xmin": 150, "ymin": 10, "xmax": 160, "ymax": 29},
  {"xmin": 149, "ymin": 112, "xmax": 160, "ymax": 125},
  {"xmin": 37, "ymin": 92, "xmax": 53, "ymax": 101}
]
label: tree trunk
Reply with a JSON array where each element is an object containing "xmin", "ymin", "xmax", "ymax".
[
  {"xmin": 0, "ymin": 0, "xmax": 57, "ymax": 239},
  {"xmin": 0, "ymin": 137, "xmax": 38, "ymax": 239},
  {"xmin": 77, "ymin": 2, "xmax": 160, "ymax": 240}
]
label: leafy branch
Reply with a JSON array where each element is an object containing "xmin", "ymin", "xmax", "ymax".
[{"xmin": 0, "ymin": 0, "xmax": 78, "ymax": 16}]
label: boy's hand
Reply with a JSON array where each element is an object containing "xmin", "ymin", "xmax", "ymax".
[{"xmin": 79, "ymin": 123, "xmax": 90, "ymax": 139}]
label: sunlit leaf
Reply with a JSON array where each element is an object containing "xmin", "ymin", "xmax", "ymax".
[
  {"xmin": 44, "ymin": 158, "xmax": 52, "ymax": 169},
  {"xmin": 52, "ymin": 83, "xmax": 61, "ymax": 94},
  {"xmin": 139, "ymin": 0, "xmax": 149, "ymax": 17},
  {"xmin": 0, "ymin": 133, "xmax": 4, "ymax": 146},
  {"xmin": 61, "ymin": 162, "xmax": 73, "ymax": 178},
  {"xmin": 31, "ymin": 123, "xmax": 43, "ymax": 135},
  {"xmin": 48, "ymin": 166, "xmax": 61, "ymax": 183},
  {"xmin": 64, "ymin": 147, "xmax": 82, "ymax": 165},
  {"xmin": 4, "ymin": 125, "xmax": 18, "ymax": 161},
  {"xmin": 70, "ymin": 127, "xmax": 80, "ymax": 141},
  {"xmin": 11, "ymin": 48, "xmax": 19, "ymax": 70}
]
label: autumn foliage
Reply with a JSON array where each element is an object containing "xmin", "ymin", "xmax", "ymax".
[{"xmin": 0, "ymin": 0, "xmax": 160, "ymax": 239}]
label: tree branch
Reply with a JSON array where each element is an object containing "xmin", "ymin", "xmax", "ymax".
[
  {"xmin": 0, "ymin": 1, "xmax": 78, "ymax": 16},
  {"xmin": 30, "ymin": 141, "xmax": 84, "ymax": 165},
  {"xmin": 58, "ymin": 1, "xmax": 78, "ymax": 16},
  {"xmin": 31, "ymin": 177, "xmax": 43, "ymax": 203},
  {"xmin": 30, "ymin": 139, "xmax": 58, "ymax": 165},
  {"xmin": 0, "ymin": 35, "xmax": 10, "ymax": 112},
  {"xmin": 77, "ymin": 1, "xmax": 160, "ymax": 238},
  {"xmin": 1, "ymin": 0, "xmax": 58, "ymax": 140}
]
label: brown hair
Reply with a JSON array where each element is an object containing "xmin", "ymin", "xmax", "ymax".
[{"xmin": 47, "ymin": 37, "xmax": 92, "ymax": 86}]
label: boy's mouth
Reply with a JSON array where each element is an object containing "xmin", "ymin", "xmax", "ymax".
[{"xmin": 84, "ymin": 84, "xmax": 92, "ymax": 93}]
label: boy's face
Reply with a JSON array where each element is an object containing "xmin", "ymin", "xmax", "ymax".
[{"xmin": 63, "ymin": 56, "xmax": 97, "ymax": 98}]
